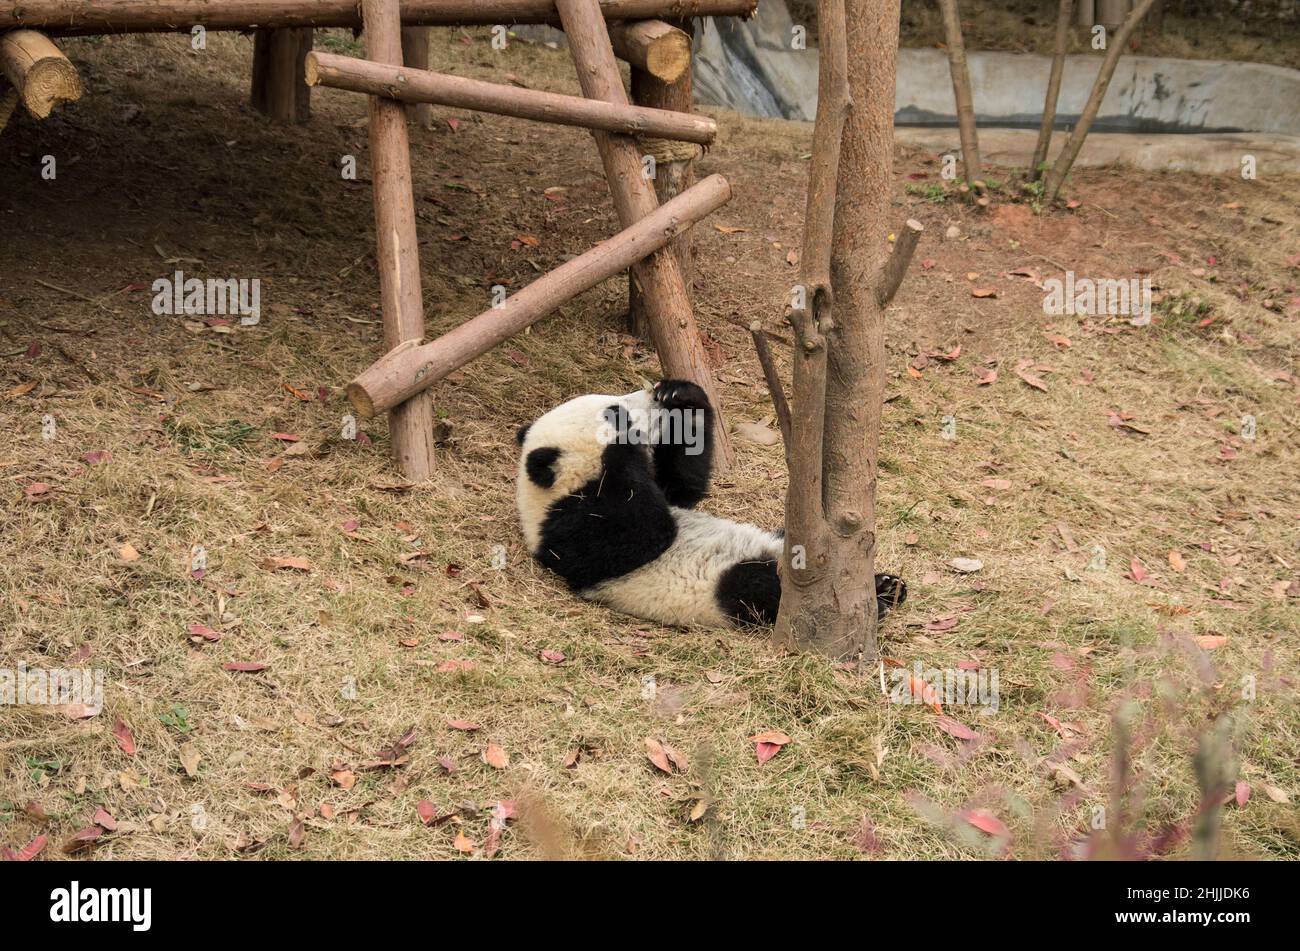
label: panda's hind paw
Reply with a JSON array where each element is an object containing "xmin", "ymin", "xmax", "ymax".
[
  {"xmin": 653, "ymin": 379, "xmax": 710, "ymax": 411},
  {"xmin": 875, "ymin": 573, "xmax": 907, "ymax": 621}
]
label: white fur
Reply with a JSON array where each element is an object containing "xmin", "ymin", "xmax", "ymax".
[
  {"xmin": 517, "ymin": 387, "xmax": 780, "ymax": 628},
  {"xmin": 583, "ymin": 508, "xmax": 781, "ymax": 627}
]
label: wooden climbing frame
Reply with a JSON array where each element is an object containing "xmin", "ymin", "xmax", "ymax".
[{"xmin": 1, "ymin": 0, "xmax": 757, "ymax": 478}]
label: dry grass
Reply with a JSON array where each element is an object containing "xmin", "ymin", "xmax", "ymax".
[{"xmin": 1, "ymin": 29, "xmax": 1297, "ymax": 861}]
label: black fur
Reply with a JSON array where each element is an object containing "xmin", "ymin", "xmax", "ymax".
[
  {"xmin": 535, "ymin": 438, "xmax": 676, "ymax": 592},
  {"xmin": 651, "ymin": 379, "xmax": 713, "ymax": 508},
  {"xmin": 715, "ymin": 564, "xmax": 907, "ymax": 626},
  {"xmin": 525, "ymin": 447, "xmax": 560, "ymax": 489},
  {"xmin": 516, "ymin": 423, "xmax": 531, "ymax": 445},
  {"xmin": 716, "ymin": 558, "xmax": 782, "ymax": 625}
]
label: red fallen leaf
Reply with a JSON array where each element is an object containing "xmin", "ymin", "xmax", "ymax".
[
  {"xmin": 416, "ymin": 800, "xmax": 439, "ymax": 825},
  {"xmin": 907, "ymin": 675, "xmax": 942, "ymax": 714},
  {"xmin": 62, "ymin": 826, "xmax": 103, "ymax": 854},
  {"xmin": 447, "ymin": 719, "xmax": 481, "ymax": 731},
  {"xmin": 113, "ymin": 717, "xmax": 136, "ymax": 756},
  {"xmin": 920, "ymin": 258, "xmax": 936, "ymax": 269},
  {"xmin": 1168, "ymin": 550, "xmax": 1187, "ymax": 573},
  {"xmin": 92, "ymin": 807, "xmax": 117, "ymax": 831},
  {"xmin": 961, "ymin": 808, "xmax": 1010, "ymax": 838},
  {"xmin": 188, "ymin": 622, "xmax": 221, "ymax": 642},
  {"xmin": 223, "ymin": 661, "xmax": 267, "ymax": 672},
  {"xmin": 1194, "ymin": 635, "xmax": 1228, "ymax": 650},
  {"xmin": 25, "ymin": 341, "xmax": 41, "ymax": 358},
  {"xmin": 288, "ymin": 818, "xmax": 306, "ymax": 849},
  {"xmin": 929, "ymin": 344, "xmax": 961, "ymax": 362},
  {"xmin": 1014, "ymin": 367, "xmax": 1048, "ymax": 392},
  {"xmin": 538, "ymin": 649, "xmax": 565, "ymax": 665},
  {"xmin": 438, "ymin": 631, "xmax": 464, "ymax": 642},
  {"xmin": 645, "ymin": 737, "xmax": 675, "ymax": 773},
  {"xmin": 331, "ymin": 768, "xmax": 356, "ymax": 789},
  {"xmin": 446, "ymin": 117, "xmax": 460, "ymax": 133},
  {"xmin": 936, "ymin": 715, "xmax": 980, "ymax": 741},
  {"xmin": 341, "ymin": 519, "xmax": 360, "ymax": 533},
  {"xmin": 493, "ymin": 800, "xmax": 516, "ymax": 822},
  {"xmin": 980, "ymin": 478, "xmax": 1011, "ymax": 491},
  {"xmin": 977, "ymin": 368, "xmax": 998, "ymax": 385},
  {"xmin": 81, "ymin": 450, "xmax": 113, "ymax": 465},
  {"xmin": 5, "ymin": 834, "xmax": 47, "ymax": 861},
  {"xmin": 1036, "ymin": 711, "xmax": 1068, "ymax": 737},
  {"xmin": 482, "ymin": 743, "xmax": 509, "ymax": 769},
  {"xmin": 1219, "ymin": 444, "xmax": 1238, "ymax": 461},
  {"xmin": 453, "ymin": 831, "xmax": 474, "ymax": 854},
  {"xmin": 971, "ymin": 287, "xmax": 998, "ymax": 299},
  {"xmin": 1127, "ymin": 557, "xmax": 1148, "ymax": 583},
  {"xmin": 1234, "ymin": 782, "xmax": 1251, "ymax": 807},
  {"xmin": 925, "ymin": 615, "xmax": 959, "ymax": 632},
  {"xmin": 261, "ymin": 556, "xmax": 312, "ymax": 572},
  {"xmin": 437, "ymin": 755, "xmax": 458, "ymax": 773},
  {"xmin": 270, "ymin": 432, "xmax": 299, "ymax": 442},
  {"xmin": 749, "ymin": 730, "xmax": 792, "ymax": 764},
  {"xmin": 853, "ymin": 815, "xmax": 884, "ymax": 854},
  {"xmin": 24, "ymin": 482, "xmax": 51, "ymax": 499}
]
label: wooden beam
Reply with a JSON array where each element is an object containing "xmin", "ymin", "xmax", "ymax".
[
  {"xmin": 2, "ymin": 1, "xmax": 759, "ymax": 34},
  {"xmin": 555, "ymin": 0, "xmax": 734, "ymax": 469},
  {"xmin": 305, "ymin": 51, "xmax": 717, "ymax": 145},
  {"xmin": 628, "ymin": 18, "xmax": 696, "ymax": 338},
  {"xmin": 363, "ymin": 0, "xmax": 438, "ymax": 479},
  {"xmin": 347, "ymin": 174, "xmax": 732, "ymax": 418},
  {"xmin": 0, "ymin": 29, "xmax": 82, "ymax": 119},
  {"xmin": 609, "ymin": 20, "xmax": 691, "ymax": 84},
  {"xmin": 250, "ymin": 27, "xmax": 312, "ymax": 122}
]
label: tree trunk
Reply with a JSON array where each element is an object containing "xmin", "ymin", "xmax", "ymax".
[
  {"xmin": 1043, "ymin": 0, "xmax": 1157, "ymax": 202},
  {"xmin": 775, "ymin": 0, "xmax": 904, "ymax": 662},
  {"xmin": 936, "ymin": 0, "xmax": 979, "ymax": 182},
  {"xmin": 1029, "ymin": 0, "xmax": 1075, "ymax": 180}
]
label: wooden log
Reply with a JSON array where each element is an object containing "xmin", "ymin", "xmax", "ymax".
[
  {"xmin": 347, "ymin": 174, "xmax": 732, "ymax": 418},
  {"xmin": 628, "ymin": 18, "xmax": 696, "ymax": 339},
  {"xmin": 399, "ymin": 27, "xmax": 432, "ymax": 128},
  {"xmin": 555, "ymin": 0, "xmax": 734, "ymax": 469},
  {"xmin": 0, "ymin": 29, "xmax": 82, "ymax": 119},
  {"xmin": 250, "ymin": 26, "xmax": 312, "ymax": 122},
  {"xmin": 2, "ymin": 1, "xmax": 760, "ymax": 34},
  {"xmin": 609, "ymin": 20, "xmax": 691, "ymax": 84},
  {"xmin": 304, "ymin": 51, "xmax": 717, "ymax": 145},
  {"xmin": 364, "ymin": 0, "xmax": 438, "ymax": 479}
]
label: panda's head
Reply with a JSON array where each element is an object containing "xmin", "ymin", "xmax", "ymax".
[{"xmin": 515, "ymin": 387, "xmax": 654, "ymax": 552}]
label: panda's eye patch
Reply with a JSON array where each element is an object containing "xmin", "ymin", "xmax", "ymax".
[{"xmin": 525, "ymin": 447, "xmax": 561, "ymax": 489}]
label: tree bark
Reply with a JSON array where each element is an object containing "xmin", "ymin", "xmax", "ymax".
[
  {"xmin": 400, "ymin": 27, "xmax": 433, "ymax": 128},
  {"xmin": 1043, "ymin": 0, "xmax": 1158, "ymax": 202},
  {"xmin": 555, "ymin": 0, "xmax": 734, "ymax": 470},
  {"xmin": 0, "ymin": 29, "xmax": 82, "ymax": 119},
  {"xmin": 1029, "ymin": 0, "xmax": 1075, "ymax": 181},
  {"xmin": 305, "ymin": 50, "xmax": 716, "ymax": 143},
  {"xmin": 775, "ymin": 0, "xmax": 907, "ymax": 662},
  {"xmin": 3, "ymin": 1, "xmax": 759, "ymax": 33},
  {"xmin": 364, "ymin": 0, "xmax": 438, "ymax": 479},
  {"xmin": 936, "ymin": 0, "xmax": 980, "ymax": 182},
  {"xmin": 347, "ymin": 175, "xmax": 732, "ymax": 417},
  {"xmin": 628, "ymin": 19, "xmax": 696, "ymax": 340}
]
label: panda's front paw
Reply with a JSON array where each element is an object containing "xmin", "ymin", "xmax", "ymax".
[
  {"xmin": 653, "ymin": 379, "xmax": 710, "ymax": 411},
  {"xmin": 875, "ymin": 573, "xmax": 907, "ymax": 621}
]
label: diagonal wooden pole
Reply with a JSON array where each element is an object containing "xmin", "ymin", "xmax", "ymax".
[
  {"xmin": 364, "ymin": 0, "xmax": 438, "ymax": 479},
  {"xmin": 554, "ymin": 0, "xmax": 734, "ymax": 470}
]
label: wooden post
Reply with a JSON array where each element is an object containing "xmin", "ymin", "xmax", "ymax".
[
  {"xmin": 610, "ymin": 20, "xmax": 692, "ymax": 84},
  {"xmin": 936, "ymin": 0, "xmax": 980, "ymax": 182},
  {"xmin": 1077, "ymin": 0, "xmax": 1096, "ymax": 27},
  {"xmin": 364, "ymin": 0, "xmax": 438, "ymax": 479},
  {"xmin": 347, "ymin": 175, "xmax": 733, "ymax": 417},
  {"xmin": 1029, "ymin": 0, "xmax": 1075, "ymax": 181},
  {"xmin": 304, "ymin": 51, "xmax": 717, "ymax": 143},
  {"xmin": 0, "ymin": 30, "xmax": 83, "ymax": 120},
  {"xmin": 555, "ymin": 0, "xmax": 734, "ymax": 469},
  {"xmin": 2, "ymin": 1, "xmax": 761, "ymax": 34},
  {"xmin": 400, "ymin": 27, "xmax": 433, "ymax": 128},
  {"xmin": 251, "ymin": 27, "xmax": 312, "ymax": 122},
  {"xmin": 0, "ymin": 86, "xmax": 18, "ymax": 133},
  {"xmin": 628, "ymin": 19, "xmax": 696, "ymax": 340},
  {"xmin": 1097, "ymin": 0, "xmax": 1130, "ymax": 29}
]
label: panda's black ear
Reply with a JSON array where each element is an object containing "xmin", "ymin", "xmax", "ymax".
[
  {"xmin": 516, "ymin": 423, "xmax": 531, "ymax": 445},
  {"xmin": 525, "ymin": 447, "xmax": 560, "ymax": 489}
]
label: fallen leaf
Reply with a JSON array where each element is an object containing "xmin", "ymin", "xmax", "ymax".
[
  {"xmin": 482, "ymin": 743, "xmax": 509, "ymax": 769},
  {"xmin": 179, "ymin": 743, "xmax": 201, "ymax": 778},
  {"xmin": 961, "ymin": 808, "xmax": 1010, "ymax": 838},
  {"xmin": 222, "ymin": 661, "xmax": 267, "ymax": 672},
  {"xmin": 62, "ymin": 826, "xmax": 103, "ymax": 854},
  {"xmin": 1193, "ymin": 635, "xmax": 1228, "ymax": 650},
  {"xmin": 1261, "ymin": 784, "xmax": 1290, "ymax": 804},
  {"xmin": 949, "ymin": 557, "xmax": 984, "ymax": 573},
  {"xmin": 113, "ymin": 717, "xmax": 136, "ymax": 756},
  {"xmin": 1168, "ymin": 550, "xmax": 1187, "ymax": 573},
  {"xmin": 645, "ymin": 737, "xmax": 675, "ymax": 774},
  {"xmin": 447, "ymin": 719, "xmax": 481, "ymax": 731},
  {"xmin": 936, "ymin": 716, "xmax": 980, "ymax": 741},
  {"xmin": 453, "ymin": 831, "xmax": 474, "ymax": 854},
  {"xmin": 1234, "ymin": 782, "xmax": 1251, "ymax": 807},
  {"xmin": 261, "ymin": 556, "xmax": 312, "ymax": 572},
  {"xmin": 1015, "ymin": 367, "xmax": 1048, "ymax": 392},
  {"xmin": 118, "ymin": 543, "xmax": 141, "ymax": 562}
]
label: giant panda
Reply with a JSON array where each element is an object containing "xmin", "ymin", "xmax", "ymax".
[{"xmin": 515, "ymin": 378, "xmax": 906, "ymax": 629}]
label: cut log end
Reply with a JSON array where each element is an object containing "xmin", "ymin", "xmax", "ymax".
[
  {"xmin": 345, "ymin": 382, "xmax": 377, "ymax": 419},
  {"xmin": 303, "ymin": 51, "xmax": 321, "ymax": 86},
  {"xmin": 0, "ymin": 30, "xmax": 83, "ymax": 119},
  {"xmin": 641, "ymin": 30, "xmax": 691, "ymax": 85}
]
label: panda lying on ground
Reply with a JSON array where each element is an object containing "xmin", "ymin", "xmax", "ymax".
[{"xmin": 515, "ymin": 378, "xmax": 907, "ymax": 628}]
